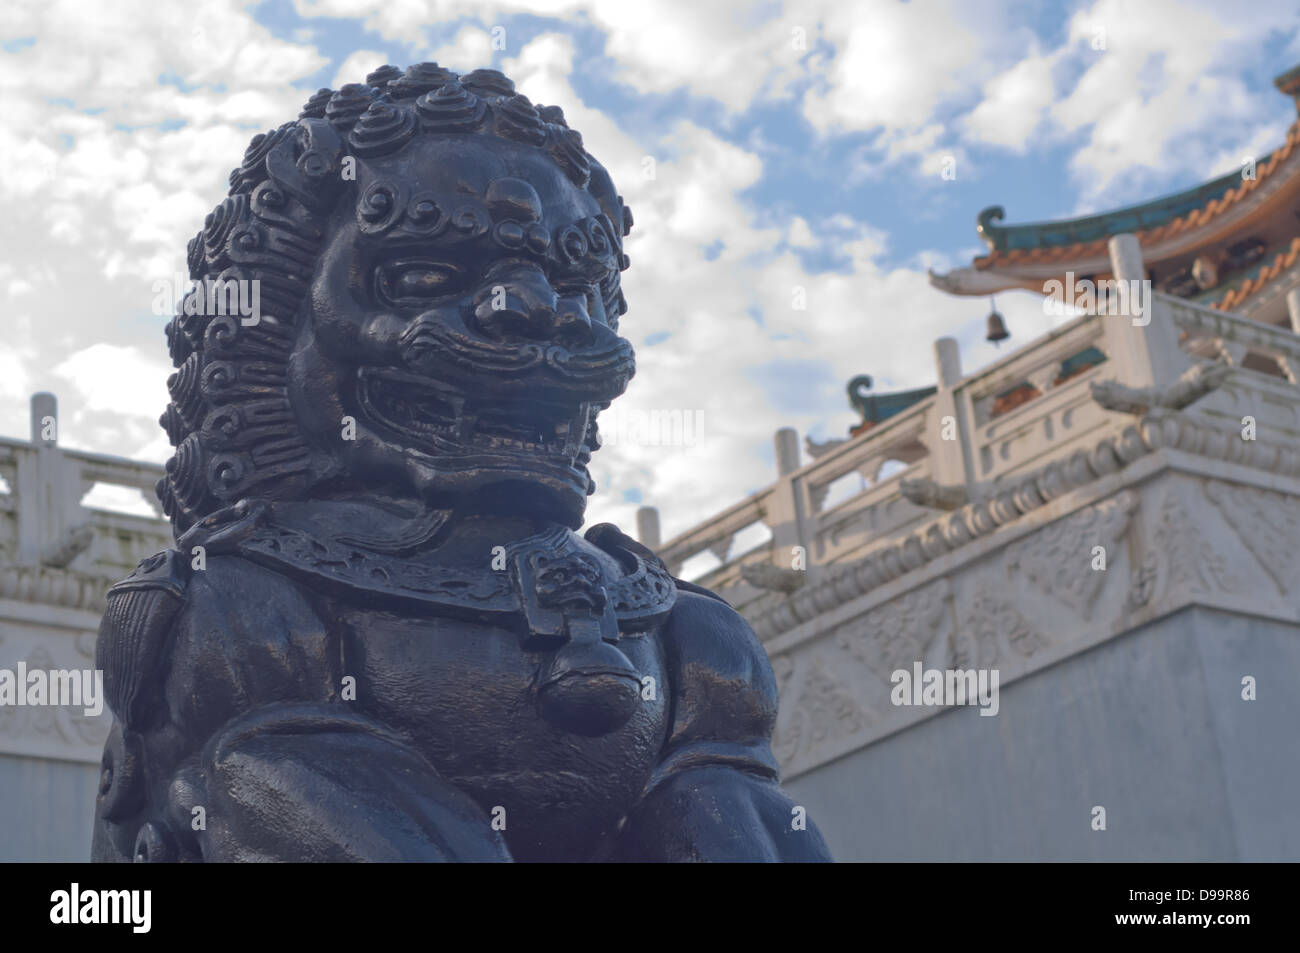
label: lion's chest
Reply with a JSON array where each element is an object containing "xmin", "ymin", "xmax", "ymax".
[{"xmin": 336, "ymin": 605, "xmax": 668, "ymax": 861}]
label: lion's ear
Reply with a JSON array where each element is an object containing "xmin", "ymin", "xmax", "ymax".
[{"xmin": 263, "ymin": 118, "xmax": 348, "ymax": 213}]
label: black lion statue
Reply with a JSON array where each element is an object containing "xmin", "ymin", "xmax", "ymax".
[{"xmin": 91, "ymin": 62, "xmax": 831, "ymax": 863}]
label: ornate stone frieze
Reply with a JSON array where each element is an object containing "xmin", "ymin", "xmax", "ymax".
[
  {"xmin": 0, "ymin": 632, "xmax": 109, "ymax": 760},
  {"xmin": 953, "ymin": 590, "xmax": 1049, "ymax": 667},
  {"xmin": 1006, "ymin": 490, "xmax": 1137, "ymax": 621},
  {"xmin": 1203, "ymin": 479, "xmax": 1300, "ymax": 600},
  {"xmin": 771, "ymin": 580, "xmax": 951, "ymax": 767},
  {"xmin": 834, "ymin": 578, "xmax": 952, "ymax": 682},
  {"xmin": 771, "ymin": 650, "xmax": 872, "ymax": 768},
  {"xmin": 1150, "ymin": 486, "xmax": 1245, "ymax": 598}
]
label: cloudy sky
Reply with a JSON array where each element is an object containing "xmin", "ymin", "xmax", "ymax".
[{"xmin": 3, "ymin": 0, "xmax": 1300, "ymax": 546}]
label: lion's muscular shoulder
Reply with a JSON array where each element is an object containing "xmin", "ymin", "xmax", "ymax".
[
  {"xmin": 98, "ymin": 550, "xmax": 337, "ymax": 741},
  {"xmin": 162, "ymin": 555, "xmax": 338, "ymax": 742},
  {"xmin": 582, "ymin": 520, "xmax": 779, "ymax": 768},
  {"xmin": 618, "ymin": 584, "xmax": 832, "ymax": 862},
  {"xmin": 657, "ymin": 588, "xmax": 780, "ymax": 766}
]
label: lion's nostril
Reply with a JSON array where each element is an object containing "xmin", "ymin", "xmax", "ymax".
[
  {"xmin": 554, "ymin": 305, "xmax": 593, "ymax": 342},
  {"xmin": 535, "ymin": 304, "xmax": 592, "ymax": 345},
  {"xmin": 471, "ymin": 284, "xmax": 597, "ymax": 345}
]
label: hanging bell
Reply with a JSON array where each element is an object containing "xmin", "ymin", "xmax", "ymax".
[{"xmin": 985, "ymin": 302, "xmax": 1009, "ymax": 345}]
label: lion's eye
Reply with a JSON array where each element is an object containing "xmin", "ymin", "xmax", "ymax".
[{"xmin": 376, "ymin": 260, "xmax": 466, "ymax": 305}]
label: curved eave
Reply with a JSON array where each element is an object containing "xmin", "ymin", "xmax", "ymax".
[
  {"xmin": 973, "ymin": 120, "xmax": 1300, "ymax": 272},
  {"xmin": 927, "ymin": 266, "xmax": 1041, "ymax": 296},
  {"xmin": 976, "ymin": 164, "xmax": 1250, "ymax": 253}
]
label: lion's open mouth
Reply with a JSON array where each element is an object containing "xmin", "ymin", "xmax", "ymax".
[{"xmin": 358, "ymin": 366, "xmax": 594, "ymax": 465}]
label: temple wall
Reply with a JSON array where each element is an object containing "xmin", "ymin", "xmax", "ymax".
[
  {"xmin": 749, "ymin": 431, "xmax": 1300, "ymax": 860},
  {"xmin": 785, "ymin": 607, "xmax": 1300, "ymax": 861},
  {"xmin": 0, "ymin": 603, "xmax": 110, "ymax": 862},
  {"xmin": 658, "ymin": 294, "xmax": 1300, "ymax": 862},
  {"xmin": 0, "ymin": 754, "xmax": 99, "ymax": 862},
  {"xmin": 0, "ymin": 402, "xmax": 169, "ymax": 862}
]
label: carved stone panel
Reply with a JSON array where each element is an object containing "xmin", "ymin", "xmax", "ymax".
[
  {"xmin": 0, "ymin": 628, "xmax": 108, "ymax": 761},
  {"xmin": 1006, "ymin": 489, "xmax": 1137, "ymax": 621},
  {"xmin": 771, "ymin": 579, "xmax": 953, "ymax": 769},
  {"xmin": 1204, "ymin": 480, "xmax": 1300, "ymax": 603}
]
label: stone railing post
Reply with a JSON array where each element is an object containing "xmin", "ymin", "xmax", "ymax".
[
  {"xmin": 1103, "ymin": 233, "xmax": 1183, "ymax": 389},
  {"xmin": 774, "ymin": 427, "xmax": 800, "ymax": 477},
  {"xmin": 635, "ymin": 505, "xmax": 661, "ymax": 550},
  {"xmin": 15, "ymin": 393, "xmax": 83, "ymax": 566},
  {"xmin": 930, "ymin": 337, "xmax": 975, "ymax": 491},
  {"xmin": 1286, "ymin": 286, "xmax": 1300, "ymax": 335},
  {"xmin": 768, "ymin": 427, "xmax": 811, "ymax": 573}
]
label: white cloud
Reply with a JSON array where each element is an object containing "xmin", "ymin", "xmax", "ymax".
[
  {"xmin": 6, "ymin": 0, "xmax": 1298, "ymax": 544},
  {"xmin": 977, "ymin": 0, "xmax": 1300, "ymax": 205},
  {"xmin": 49, "ymin": 345, "xmax": 172, "ymax": 459},
  {"xmin": 0, "ymin": 0, "xmax": 327, "ymax": 461},
  {"xmin": 333, "ymin": 49, "xmax": 390, "ymax": 88},
  {"xmin": 0, "ymin": 351, "xmax": 34, "ymax": 405},
  {"xmin": 52, "ymin": 344, "xmax": 171, "ymax": 418},
  {"xmin": 583, "ymin": 0, "xmax": 804, "ymax": 114},
  {"xmin": 294, "ymin": 0, "xmax": 804, "ymax": 112},
  {"xmin": 788, "ymin": 217, "xmax": 815, "ymax": 247},
  {"xmin": 426, "ymin": 24, "xmax": 496, "ymax": 69},
  {"xmin": 962, "ymin": 49, "xmax": 1060, "ymax": 150},
  {"xmin": 800, "ymin": 0, "xmax": 987, "ymax": 136}
]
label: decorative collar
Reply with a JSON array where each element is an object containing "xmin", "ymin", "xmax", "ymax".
[{"xmin": 177, "ymin": 499, "xmax": 677, "ymax": 647}]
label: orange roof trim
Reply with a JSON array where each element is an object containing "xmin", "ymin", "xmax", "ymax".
[
  {"xmin": 1212, "ymin": 236, "xmax": 1300, "ymax": 311},
  {"xmin": 975, "ymin": 122, "xmax": 1300, "ymax": 271}
]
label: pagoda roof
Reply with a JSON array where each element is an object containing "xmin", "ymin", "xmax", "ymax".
[
  {"xmin": 971, "ymin": 120, "xmax": 1299, "ymax": 271},
  {"xmin": 1275, "ymin": 62, "xmax": 1300, "ymax": 100},
  {"xmin": 974, "ymin": 159, "xmax": 1267, "ymax": 255},
  {"xmin": 930, "ymin": 63, "xmax": 1300, "ymax": 320}
]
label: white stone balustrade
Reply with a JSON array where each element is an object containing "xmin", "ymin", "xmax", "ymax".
[{"xmin": 648, "ymin": 237, "xmax": 1300, "ymax": 787}]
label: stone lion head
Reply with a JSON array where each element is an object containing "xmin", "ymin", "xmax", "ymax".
[{"xmin": 158, "ymin": 63, "xmax": 635, "ymax": 534}]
